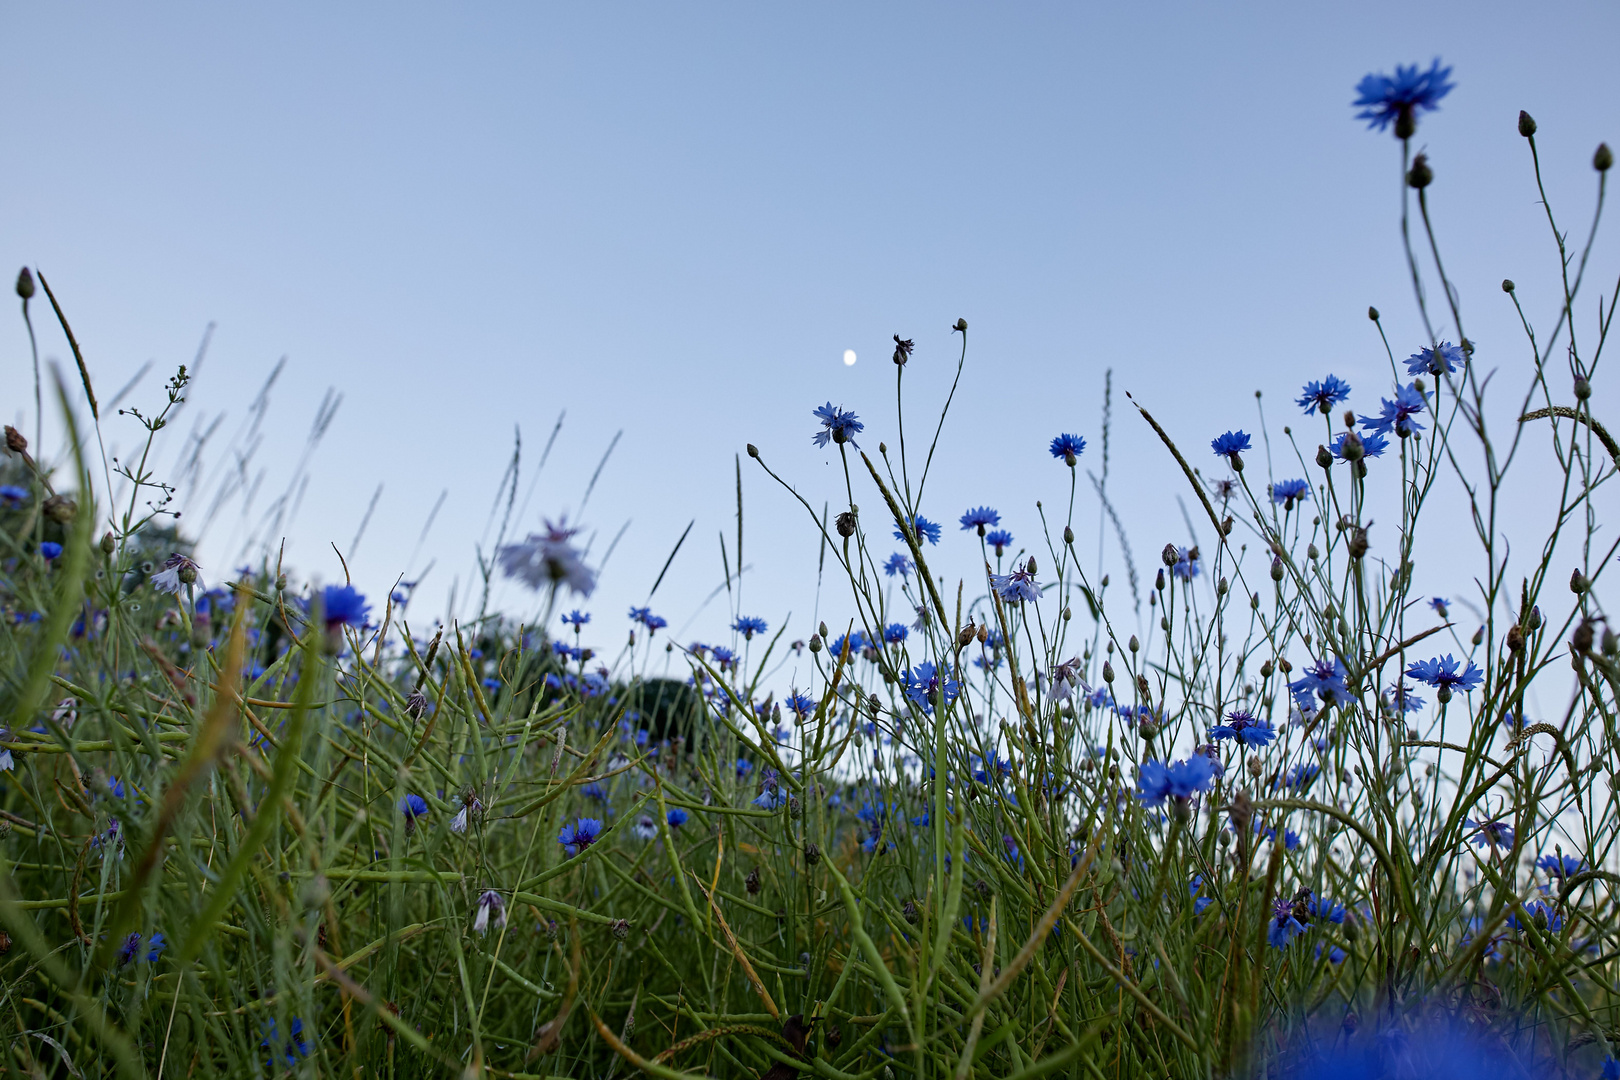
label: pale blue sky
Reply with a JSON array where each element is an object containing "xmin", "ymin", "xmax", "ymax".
[{"xmin": 4, "ymin": 3, "xmax": 1616, "ymax": 666}]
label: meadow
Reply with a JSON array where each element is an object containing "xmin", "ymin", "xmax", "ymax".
[{"xmin": 1, "ymin": 60, "xmax": 1618, "ymax": 1079}]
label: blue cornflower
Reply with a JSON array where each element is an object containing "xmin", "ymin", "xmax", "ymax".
[
  {"xmin": 117, "ymin": 932, "xmax": 142, "ymax": 966},
  {"xmin": 1466, "ymin": 818, "xmax": 1514, "ymax": 852},
  {"xmin": 883, "ymin": 552, "xmax": 912, "ymax": 578},
  {"xmin": 882, "ymin": 623, "xmax": 908, "ymax": 645},
  {"xmin": 1507, "ymin": 900, "xmax": 1563, "ymax": 933},
  {"xmin": 146, "ymin": 931, "xmax": 167, "ymax": 962},
  {"xmin": 561, "ymin": 610, "xmax": 590, "ymax": 628},
  {"xmin": 894, "ymin": 515, "xmax": 942, "ymax": 545},
  {"xmin": 262, "ymin": 1018, "xmax": 312, "ymax": 1068},
  {"xmin": 732, "ymin": 615, "xmax": 768, "ymax": 640},
  {"xmin": 1297, "ymin": 376, "xmax": 1352, "ymax": 415},
  {"xmin": 631, "ymin": 814, "xmax": 659, "ymax": 841},
  {"xmin": 972, "ymin": 756, "xmax": 1012, "ymax": 784},
  {"xmin": 1604, "ymin": 1058, "xmax": 1620, "ymax": 1080},
  {"xmin": 1271, "ymin": 479, "xmax": 1311, "ymax": 507},
  {"xmin": 709, "ymin": 645, "xmax": 737, "ymax": 670},
  {"xmin": 643, "ymin": 613, "xmax": 668, "ymax": 632},
  {"xmin": 1049, "ymin": 433, "xmax": 1087, "ymax": 463},
  {"xmin": 991, "ymin": 564, "xmax": 1039, "ymax": 603},
  {"xmin": 322, "ymin": 584, "xmax": 371, "ymax": 629},
  {"xmin": 1267, "ymin": 898, "xmax": 1310, "ymax": 948},
  {"xmin": 1316, "ymin": 942, "xmax": 1347, "ymax": 965},
  {"xmin": 785, "ymin": 692, "xmax": 816, "ymax": 719},
  {"xmin": 1385, "ymin": 682, "xmax": 1425, "ymax": 714},
  {"xmin": 861, "ymin": 817, "xmax": 887, "ymax": 855},
  {"xmin": 1536, "ymin": 853, "xmax": 1586, "ymax": 878},
  {"xmin": 1405, "ymin": 341, "xmax": 1466, "ymax": 376},
  {"xmin": 1429, "ymin": 597, "xmax": 1449, "ymax": 617},
  {"xmin": 752, "ymin": 767, "xmax": 786, "ymax": 810},
  {"xmin": 1210, "ymin": 431, "xmax": 1252, "ymax": 464},
  {"xmin": 1329, "ymin": 429, "xmax": 1390, "ymax": 461},
  {"xmin": 399, "ymin": 794, "xmax": 429, "ymax": 819},
  {"xmin": 736, "ymin": 758, "xmax": 753, "ymax": 779},
  {"xmin": 1306, "ymin": 897, "xmax": 1346, "ymax": 924},
  {"xmin": 903, "ymin": 661, "xmax": 960, "ymax": 715},
  {"xmin": 959, "ymin": 506, "xmax": 1000, "ymax": 533},
  {"xmin": 1405, "ymin": 654, "xmax": 1483, "ymax": 695},
  {"xmin": 558, "ymin": 817, "xmax": 603, "ymax": 857},
  {"xmin": 1353, "ymin": 59, "xmax": 1455, "ymax": 135},
  {"xmin": 667, "ymin": 807, "xmax": 689, "ymax": 827},
  {"xmin": 984, "ymin": 529, "xmax": 1014, "ymax": 557},
  {"xmin": 1280, "ymin": 764, "xmax": 1320, "ymax": 791},
  {"xmin": 1290, "ymin": 657, "xmax": 1350, "ymax": 706},
  {"xmin": 581, "ymin": 782, "xmax": 608, "ymax": 803},
  {"xmin": 1208, "ymin": 710, "xmax": 1276, "ymax": 747},
  {"xmin": 1190, "ymin": 877, "xmax": 1214, "ymax": 915},
  {"xmin": 1171, "ymin": 546, "xmax": 1199, "ymax": 581},
  {"xmin": 1135, "ymin": 755, "xmax": 1216, "ymax": 808},
  {"xmin": 0, "ymin": 484, "xmax": 28, "ymax": 506},
  {"xmin": 828, "ymin": 631, "xmax": 869, "ymax": 659},
  {"xmin": 1359, "ymin": 383, "xmax": 1427, "ymax": 438},
  {"xmin": 812, "ymin": 402, "xmax": 863, "ymax": 449},
  {"xmin": 40, "ymin": 541, "xmax": 62, "ymax": 561}
]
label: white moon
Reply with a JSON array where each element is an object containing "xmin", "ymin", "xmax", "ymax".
[{"xmin": 843, "ymin": 349, "xmax": 857, "ymax": 366}]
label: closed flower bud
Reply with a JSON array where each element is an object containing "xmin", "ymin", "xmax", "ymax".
[
  {"xmin": 1502, "ymin": 279, "xmax": 1515, "ymax": 293},
  {"xmin": 1506, "ymin": 624, "xmax": 1525, "ymax": 652},
  {"xmin": 804, "ymin": 842, "xmax": 821, "ymax": 866},
  {"xmin": 958, "ymin": 622, "xmax": 977, "ymax": 648},
  {"xmin": 819, "ymin": 621, "xmax": 829, "ymax": 639},
  {"xmin": 1278, "ymin": 657, "xmax": 1292, "ymax": 673},
  {"xmin": 808, "ymin": 635, "xmax": 822, "ymax": 653},
  {"xmin": 1128, "ymin": 635, "xmax": 1139, "ymax": 653},
  {"xmin": 1575, "ymin": 376, "xmax": 1592, "ymax": 400},
  {"xmin": 1307, "ymin": 544, "xmax": 1319, "ymax": 561},
  {"xmin": 1250, "ymin": 592, "xmax": 1260, "ymax": 609},
  {"xmin": 1260, "ymin": 659, "xmax": 1274, "ymax": 678},
  {"xmin": 43, "ymin": 494, "xmax": 77, "ymax": 523},
  {"xmin": 1162, "ymin": 543, "xmax": 1178, "ymax": 567},
  {"xmin": 745, "ymin": 867, "xmax": 761, "ymax": 895},
  {"xmin": 1409, "ymin": 153, "xmax": 1435, "ymax": 191},
  {"xmin": 612, "ymin": 918, "xmax": 630, "ymax": 941},
  {"xmin": 1518, "ymin": 110, "xmax": 1537, "ymax": 137},
  {"xmin": 1102, "ymin": 660, "xmax": 1114, "ymax": 683},
  {"xmin": 1603, "ymin": 627, "xmax": 1618, "ymax": 656},
  {"xmin": 1217, "ymin": 576, "xmax": 1228, "ymax": 596},
  {"xmin": 1246, "ymin": 755, "xmax": 1262, "ymax": 778},
  {"xmin": 953, "ymin": 318, "xmax": 968, "ymax": 332},
  {"xmin": 1368, "ymin": 306, "xmax": 1379, "ymax": 321},
  {"xmin": 15, "ymin": 267, "xmax": 34, "ymax": 300},
  {"xmin": 1026, "ymin": 556, "xmax": 1036, "ymax": 575},
  {"xmin": 1155, "ymin": 569, "xmax": 1166, "ymax": 592},
  {"xmin": 1525, "ymin": 605, "xmax": 1542, "ymax": 631},
  {"xmin": 1062, "ymin": 606, "xmax": 1072, "ymax": 621},
  {"xmin": 1571, "ymin": 567, "xmax": 1589, "ymax": 594},
  {"xmin": 1270, "ymin": 557, "xmax": 1285, "ymax": 582},
  {"xmin": 1596, "ymin": 143, "xmax": 1614, "ymax": 172},
  {"xmin": 1222, "ymin": 515, "xmax": 1234, "ymax": 536},
  {"xmin": 789, "ymin": 795, "xmax": 801, "ymax": 819},
  {"xmin": 975, "ymin": 623, "xmax": 988, "ymax": 642},
  {"xmin": 1316, "ymin": 444, "xmax": 1333, "ymax": 469},
  {"xmin": 1101, "ymin": 574, "xmax": 1110, "ymax": 587},
  {"xmin": 746, "ymin": 443, "xmax": 759, "ymax": 458},
  {"xmin": 1471, "ymin": 626, "xmax": 1484, "ymax": 646},
  {"xmin": 4, "ymin": 425, "xmax": 27, "ymax": 453},
  {"xmin": 1063, "ymin": 525, "xmax": 1074, "ymax": 545},
  {"xmin": 1347, "ymin": 527, "xmax": 1369, "ymax": 560},
  {"xmin": 1412, "ymin": 377, "xmax": 1426, "ymax": 394},
  {"xmin": 835, "ymin": 511, "xmax": 856, "ymax": 538},
  {"xmin": 100, "ymin": 531, "xmax": 116, "ymax": 554},
  {"xmin": 1572, "ymin": 619, "xmax": 1595, "ymax": 655}
]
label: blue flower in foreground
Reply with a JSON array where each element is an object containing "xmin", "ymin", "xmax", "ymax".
[
  {"xmin": 399, "ymin": 794, "xmax": 429, "ymax": 819},
  {"xmin": 146, "ymin": 931, "xmax": 167, "ymax": 962},
  {"xmin": 1291, "ymin": 657, "xmax": 1350, "ymax": 706},
  {"xmin": 882, "ymin": 623, "xmax": 908, "ymax": 645},
  {"xmin": 959, "ymin": 506, "xmax": 1000, "ymax": 532},
  {"xmin": 39, "ymin": 541, "xmax": 62, "ymax": 561},
  {"xmin": 894, "ymin": 515, "xmax": 941, "ymax": 545},
  {"xmin": 666, "ymin": 807, "xmax": 689, "ymax": 827},
  {"xmin": 1211, "ymin": 431, "xmax": 1252, "ymax": 470},
  {"xmin": 1271, "ymin": 479, "xmax": 1311, "ymax": 507},
  {"xmin": 1267, "ymin": 898, "xmax": 1310, "ymax": 948},
  {"xmin": 561, "ymin": 610, "xmax": 590, "ymax": 627},
  {"xmin": 991, "ymin": 564, "xmax": 1039, "ymax": 603},
  {"xmin": 752, "ymin": 767, "xmax": 786, "ymax": 810},
  {"xmin": 0, "ymin": 484, "xmax": 28, "ymax": 506},
  {"xmin": 1049, "ymin": 433, "xmax": 1086, "ymax": 463},
  {"xmin": 785, "ymin": 692, "xmax": 816, "ymax": 719},
  {"xmin": 558, "ymin": 817, "xmax": 603, "ymax": 857},
  {"xmin": 1405, "ymin": 654, "xmax": 1483, "ymax": 695},
  {"xmin": 1190, "ymin": 877, "xmax": 1214, "ymax": 915},
  {"xmin": 984, "ymin": 528, "xmax": 1014, "ymax": 557},
  {"xmin": 883, "ymin": 552, "xmax": 912, "ymax": 578},
  {"xmin": 1208, "ymin": 710, "xmax": 1276, "ymax": 747},
  {"xmin": 1466, "ymin": 818, "xmax": 1514, "ymax": 852},
  {"xmin": 1135, "ymin": 755, "xmax": 1216, "ymax": 808},
  {"xmin": 1406, "ymin": 341, "xmax": 1466, "ymax": 376},
  {"xmin": 1329, "ymin": 429, "xmax": 1390, "ymax": 461},
  {"xmin": 1603, "ymin": 1057, "xmax": 1620, "ymax": 1080},
  {"xmin": 262, "ymin": 1018, "xmax": 312, "ymax": 1068},
  {"xmin": 812, "ymin": 402, "xmax": 863, "ymax": 448},
  {"xmin": 732, "ymin": 615, "xmax": 768, "ymax": 640},
  {"xmin": 1297, "ymin": 375, "xmax": 1352, "ymax": 415},
  {"xmin": 1359, "ymin": 383, "xmax": 1427, "ymax": 438},
  {"xmin": 903, "ymin": 661, "xmax": 960, "ymax": 715},
  {"xmin": 1354, "ymin": 58, "xmax": 1455, "ymax": 135},
  {"xmin": 1536, "ymin": 853, "xmax": 1586, "ymax": 878},
  {"xmin": 322, "ymin": 584, "xmax": 371, "ymax": 628}
]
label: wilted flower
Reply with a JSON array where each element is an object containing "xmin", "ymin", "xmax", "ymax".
[
  {"xmin": 450, "ymin": 792, "xmax": 485, "ymax": 834},
  {"xmin": 117, "ymin": 932, "xmax": 142, "ymax": 966},
  {"xmin": 473, "ymin": 890, "xmax": 507, "ymax": 934},
  {"xmin": 498, "ymin": 519, "xmax": 597, "ymax": 598},
  {"xmin": 150, "ymin": 553, "xmax": 201, "ymax": 595}
]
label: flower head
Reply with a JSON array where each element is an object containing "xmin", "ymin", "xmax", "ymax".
[
  {"xmin": 561, "ymin": 609, "xmax": 590, "ymax": 627},
  {"xmin": 1405, "ymin": 341, "xmax": 1466, "ymax": 376},
  {"xmin": 1536, "ymin": 853, "xmax": 1586, "ymax": 878},
  {"xmin": 903, "ymin": 661, "xmax": 960, "ymax": 715},
  {"xmin": 1329, "ymin": 429, "xmax": 1389, "ymax": 460},
  {"xmin": 473, "ymin": 890, "xmax": 507, "ymax": 934},
  {"xmin": 150, "ymin": 553, "xmax": 201, "ymax": 594},
  {"xmin": 1135, "ymin": 755, "xmax": 1216, "ymax": 808},
  {"xmin": 146, "ymin": 931, "xmax": 167, "ymax": 961},
  {"xmin": 498, "ymin": 519, "xmax": 597, "ymax": 597},
  {"xmin": 883, "ymin": 552, "xmax": 912, "ymax": 578},
  {"xmin": 709, "ymin": 645, "xmax": 737, "ymax": 671},
  {"xmin": 1267, "ymin": 897, "xmax": 1310, "ymax": 948},
  {"xmin": 117, "ymin": 932, "xmax": 142, "ymax": 966},
  {"xmin": 894, "ymin": 515, "xmax": 941, "ymax": 545},
  {"xmin": 732, "ymin": 615, "xmax": 768, "ymax": 640},
  {"xmin": 892, "ymin": 335, "xmax": 914, "ymax": 365},
  {"xmin": 261, "ymin": 1018, "xmax": 312, "ymax": 1067},
  {"xmin": 1211, "ymin": 430, "xmax": 1252, "ymax": 461},
  {"xmin": 558, "ymin": 817, "xmax": 603, "ymax": 857},
  {"xmin": 1359, "ymin": 383, "xmax": 1427, "ymax": 438},
  {"xmin": 1384, "ymin": 682, "xmax": 1425, "ymax": 714},
  {"xmin": 1466, "ymin": 818, "xmax": 1514, "ymax": 852},
  {"xmin": 1405, "ymin": 654, "xmax": 1483, "ymax": 694},
  {"xmin": 1297, "ymin": 375, "xmax": 1352, "ymax": 415},
  {"xmin": 1291, "ymin": 657, "xmax": 1350, "ymax": 707},
  {"xmin": 991, "ymin": 564, "xmax": 1039, "ymax": 603},
  {"xmin": 812, "ymin": 402, "xmax": 863, "ymax": 449},
  {"xmin": 882, "ymin": 623, "xmax": 908, "ymax": 645},
  {"xmin": 1271, "ymin": 479, "xmax": 1311, "ymax": 508},
  {"xmin": 960, "ymin": 506, "xmax": 1000, "ymax": 532},
  {"xmin": 0, "ymin": 484, "xmax": 27, "ymax": 507},
  {"xmin": 1049, "ymin": 433, "xmax": 1086, "ymax": 464},
  {"xmin": 984, "ymin": 529, "xmax": 1014, "ymax": 557},
  {"xmin": 322, "ymin": 584, "xmax": 371, "ymax": 629},
  {"xmin": 630, "ymin": 814, "xmax": 659, "ymax": 840},
  {"xmin": 1353, "ymin": 59, "xmax": 1455, "ymax": 136},
  {"xmin": 667, "ymin": 807, "xmax": 689, "ymax": 828},
  {"xmin": 40, "ymin": 541, "xmax": 63, "ymax": 561},
  {"xmin": 1208, "ymin": 710, "xmax": 1276, "ymax": 747},
  {"xmin": 399, "ymin": 794, "xmax": 429, "ymax": 820},
  {"xmin": 1171, "ymin": 546, "xmax": 1199, "ymax": 581}
]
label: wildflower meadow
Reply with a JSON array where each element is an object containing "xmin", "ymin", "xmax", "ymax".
[{"xmin": 3, "ymin": 60, "xmax": 1620, "ymax": 1079}]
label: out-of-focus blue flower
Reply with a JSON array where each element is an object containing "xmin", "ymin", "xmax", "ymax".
[
  {"xmin": 146, "ymin": 930, "xmax": 167, "ymax": 961},
  {"xmin": 752, "ymin": 767, "xmax": 787, "ymax": 810},
  {"xmin": 399, "ymin": 794, "xmax": 428, "ymax": 819},
  {"xmin": 785, "ymin": 692, "xmax": 816, "ymax": 719},
  {"xmin": 1405, "ymin": 654, "xmax": 1484, "ymax": 694},
  {"xmin": 1271, "ymin": 479, "xmax": 1311, "ymax": 507},
  {"xmin": 709, "ymin": 646, "xmax": 737, "ymax": 671},
  {"xmin": 1603, "ymin": 1056, "xmax": 1620, "ymax": 1080},
  {"xmin": 1405, "ymin": 341, "xmax": 1466, "ymax": 376},
  {"xmin": 1315, "ymin": 942, "xmax": 1347, "ymax": 965},
  {"xmin": 732, "ymin": 615, "xmax": 768, "ymax": 640},
  {"xmin": 322, "ymin": 584, "xmax": 371, "ymax": 628},
  {"xmin": 991, "ymin": 564, "xmax": 1039, "ymax": 603},
  {"xmin": 1507, "ymin": 900, "xmax": 1564, "ymax": 933},
  {"xmin": 558, "ymin": 817, "xmax": 603, "ymax": 857},
  {"xmin": 735, "ymin": 758, "xmax": 753, "ymax": 779},
  {"xmin": 1536, "ymin": 853, "xmax": 1586, "ymax": 878},
  {"xmin": 1297, "ymin": 376, "xmax": 1352, "ymax": 415},
  {"xmin": 1429, "ymin": 597, "xmax": 1449, "ymax": 617},
  {"xmin": 959, "ymin": 506, "xmax": 1000, "ymax": 531},
  {"xmin": 1211, "ymin": 431, "xmax": 1252, "ymax": 460},
  {"xmin": 1384, "ymin": 682, "xmax": 1425, "ymax": 714},
  {"xmin": 40, "ymin": 541, "xmax": 62, "ymax": 561},
  {"xmin": 882, "ymin": 623, "xmax": 908, "ymax": 645},
  {"xmin": 1049, "ymin": 433, "xmax": 1086, "ymax": 462},
  {"xmin": 904, "ymin": 662, "xmax": 960, "ymax": 714},
  {"xmin": 1359, "ymin": 383, "xmax": 1427, "ymax": 438},
  {"xmin": 1171, "ymin": 546, "xmax": 1199, "ymax": 581},
  {"xmin": 667, "ymin": 807, "xmax": 689, "ymax": 827},
  {"xmin": 581, "ymin": 782, "xmax": 608, "ymax": 803},
  {"xmin": 1353, "ymin": 59, "xmax": 1455, "ymax": 134},
  {"xmin": 883, "ymin": 552, "xmax": 912, "ymax": 578},
  {"xmin": 1291, "ymin": 657, "xmax": 1350, "ymax": 706},
  {"xmin": 828, "ymin": 631, "xmax": 869, "ymax": 660},
  {"xmin": 0, "ymin": 484, "xmax": 28, "ymax": 506},
  {"xmin": 1136, "ymin": 756, "xmax": 1216, "ymax": 808},
  {"xmin": 261, "ymin": 1018, "xmax": 312, "ymax": 1068},
  {"xmin": 984, "ymin": 529, "xmax": 1014, "ymax": 557},
  {"xmin": 561, "ymin": 610, "xmax": 590, "ymax": 627},
  {"xmin": 1279, "ymin": 764, "xmax": 1321, "ymax": 791},
  {"xmin": 812, "ymin": 402, "xmax": 864, "ymax": 448},
  {"xmin": 1306, "ymin": 897, "xmax": 1346, "ymax": 924},
  {"xmin": 631, "ymin": 814, "xmax": 659, "ymax": 841},
  {"xmin": 1208, "ymin": 710, "xmax": 1276, "ymax": 747},
  {"xmin": 498, "ymin": 519, "xmax": 597, "ymax": 598},
  {"xmin": 1466, "ymin": 818, "xmax": 1514, "ymax": 852},
  {"xmin": 117, "ymin": 932, "xmax": 142, "ymax": 966},
  {"xmin": 894, "ymin": 515, "xmax": 942, "ymax": 545},
  {"xmin": 1267, "ymin": 898, "xmax": 1310, "ymax": 948}
]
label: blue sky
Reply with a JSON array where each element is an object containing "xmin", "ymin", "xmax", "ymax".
[{"xmin": 3, "ymin": 2, "xmax": 1616, "ymax": 666}]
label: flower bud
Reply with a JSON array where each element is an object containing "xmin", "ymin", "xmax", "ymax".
[
  {"xmin": 1128, "ymin": 635, "xmax": 1139, "ymax": 653},
  {"xmin": 43, "ymin": 495, "xmax": 77, "ymax": 523},
  {"xmin": 808, "ymin": 635, "xmax": 822, "ymax": 653},
  {"xmin": 1368, "ymin": 306, "xmax": 1379, "ymax": 321},
  {"xmin": 1307, "ymin": 544, "xmax": 1319, "ymax": 561},
  {"xmin": 1573, "ymin": 618, "xmax": 1595, "ymax": 655},
  {"xmin": 100, "ymin": 532, "xmax": 116, "ymax": 554},
  {"xmin": 1138, "ymin": 719, "xmax": 1159, "ymax": 742},
  {"xmin": 903, "ymin": 899, "xmax": 918, "ymax": 924},
  {"xmin": 1316, "ymin": 444, "xmax": 1333, "ymax": 469},
  {"xmin": 835, "ymin": 511, "xmax": 856, "ymax": 538},
  {"xmin": 612, "ymin": 918, "xmax": 631, "ymax": 941},
  {"xmin": 746, "ymin": 443, "xmax": 759, "ymax": 458},
  {"xmin": 1260, "ymin": 659, "xmax": 1274, "ymax": 678},
  {"xmin": 1246, "ymin": 755, "xmax": 1262, "ymax": 779},
  {"xmin": 1596, "ymin": 143, "xmax": 1614, "ymax": 172},
  {"xmin": 953, "ymin": 318, "xmax": 968, "ymax": 332},
  {"xmin": 819, "ymin": 621, "xmax": 829, "ymax": 639},
  {"xmin": 1221, "ymin": 515, "xmax": 1234, "ymax": 536},
  {"xmin": 1270, "ymin": 557, "xmax": 1284, "ymax": 582},
  {"xmin": 15, "ymin": 268, "xmax": 34, "ymax": 300},
  {"xmin": 1026, "ymin": 556, "xmax": 1036, "ymax": 575},
  {"xmin": 1502, "ymin": 279, "xmax": 1515, "ymax": 293},
  {"xmin": 1525, "ymin": 605, "xmax": 1542, "ymax": 631},
  {"xmin": 1217, "ymin": 576, "xmax": 1228, "ymax": 596},
  {"xmin": 1471, "ymin": 626, "xmax": 1484, "ymax": 646},
  {"xmin": 1155, "ymin": 569, "xmax": 1166, "ymax": 592},
  {"xmin": 1518, "ymin": 110, "xmax": 1537, "ymax": 137},
  {"xmin": 1162, "ymin": 543, "xmax": 1178, "ymax": 567},
  {"xmin": 957, "ymin": 622, "xmax": 976, "ymax": 648},
  {"xmin": 1413, "ymin": 377, "xmax": 1426, "ymax": 394},
  {"xmin": 1062, "ymin": 606, "xmax": 1072, "ymax": 621},
  {"xmin": 1102, "ymin": 661, "xmax": 1114, "ymax": 683},
  {"xmin": 1575, "ymin": 376, "xmax": 1591, "ymax": 401},
  {"xmin": 879, "ymin": 442, "xmax": 887, "ymax": 454},
  {"xmin": 1571, "ymin": 567, "xmax": 1589, "ymax": 594},
  {"xmin": 1100, "ymin": 574, "xmax": 1109, "ymax": 587},
  {"xmin": 4, "ymin": 426, "xmax": 26, "ymax": 454},
  {"xmin": 976, "ymin": 622, "xmax": 988, "ymax": 642},
  {"xmin": 1063, "ymin": 525, "xmax": 1074, "ymax": 545},
  {"xmin": 1506, "ymin": 624, "xmax": 1525, "ymax": 652},
  {"xmin": 804, "ymin": 842, "xmax": 821, "ymax": 865},
  {"xmin": 1347, "ymin": 527, "xmax": 1369, "ymax": 560},
  {"xmin": 1407, "ymin": 154, "xmax": 1433, "ymax": 189},
  {"xmin": 1250, "ymin": 592, "xmax": 1260, "ymax": 609},
  {"xmin": 1603, "ymin": 627, "xmax": 1618, "ymax": 657}
]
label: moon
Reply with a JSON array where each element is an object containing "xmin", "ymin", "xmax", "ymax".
[{"xmin": 843, "ymin": 349, "xmax": 857, "ymax": 366}]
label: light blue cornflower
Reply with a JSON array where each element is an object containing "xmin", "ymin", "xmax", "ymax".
[
  {"xmin": 1405, "ymin": 341, "xmax": 1466, "ymax": 376},
  {"xmin": 1405, "ymin": 654, "xmax": 1483, "ymax": 694},
  {"xmin": 1359, "ymin": 383, "xmax": 1427, "ymax": 438},
  {"xmin": 732, "ymin": 615, "xmax": 768, "ymax": 640},
  {"xmin": 1297, "ymin": 375, "xmax": 1351, "ymax": 415},
  {"xmin": 558, "ymin": 817, "xmax": 603, "ymax": 857},
  {"xmin": 1271, "ymin": 479, "xmax": 1311, "ymax": 507},
  {"xmin": 991, "ymin": 564, "xmax": 1039, "ymax": 603},
  {"xmin": 1290, "ymin": 657, "xmax": 1350, "ymax": 706},
  {"xmin": 894, "ymin": 515, "xmax": 942, "ymax": 545},
  {"xmin": 883, "ymin": 552, "xmax": 912, "ymax": 578},
  {"xmin": 812, "ymin": 402, "xmax": 863, "ymax": 448}
]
